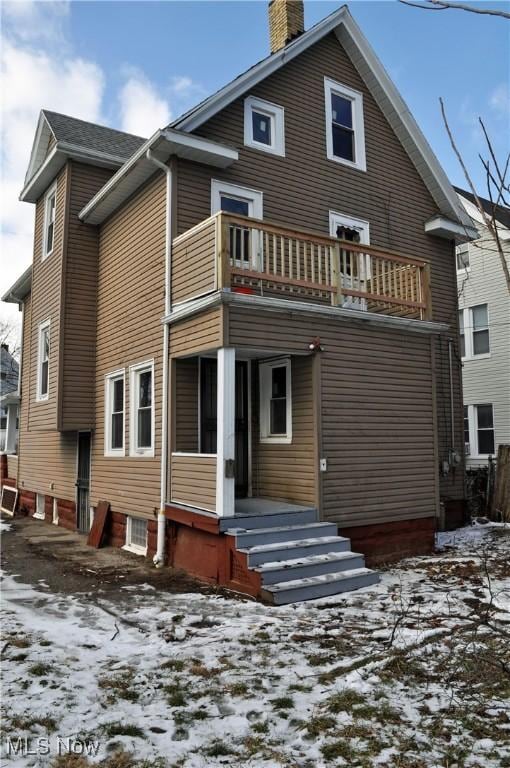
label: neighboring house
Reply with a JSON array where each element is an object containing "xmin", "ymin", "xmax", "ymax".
[
  {"xmin": 1, "ymin": 2, "xmax": 477, "ymax": 603},
  {"xmin": 455, "ymin": 187, "xmax": 510, "ymax": 469},
  {"xmin": 0, "ymin": 343, "xmax": 19, "ymax": 454}
]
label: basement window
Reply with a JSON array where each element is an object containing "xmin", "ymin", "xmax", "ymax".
[
  {"xmin": 129, "ymin": 360, "xmax": 154, "ymax": 457},
  {"xmin": 259, "ymin": 358, "xmax": 292, "ymax": 444},
  {"xmin": 43, "ymin": 184, "xmax": 57, "ymax": 260},
  {"xmin": 244, "ymin": 96, "xmax": 285, "ymax": 156},
  {"xmin": 124, "ymin": 516, "xmax": 148, "ymax": 555},
  {"xmin": 36, "ymin": 320, "xmax": 50, "ymax": 402},
  {"xmin": 105, "ymin": 370, "xmax": 125, "ymax": 456},
  {"xmin": 324, "ymin": 78, "xmax": 366, "ymax": 171}
]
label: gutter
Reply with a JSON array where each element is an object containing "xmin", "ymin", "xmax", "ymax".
[{"xmin": 145, "ymin": 149, "xmax": 172, "ymax": 567}]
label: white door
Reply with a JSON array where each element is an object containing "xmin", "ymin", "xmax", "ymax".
[
  {"xmin": 329, "ymin": 211, "xmax": 370, "ymax": 309},
  {"xmin": 211, "ymin": 180, "xmax": 263, "ymax": 270}
]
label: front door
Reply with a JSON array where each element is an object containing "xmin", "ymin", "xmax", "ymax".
[
  {"xmin": 76, "ymin": 432, "xmax": 91, "ymax": 533},
  {"xmin": 200, "ymin": 358, "xmax": 249, "ymax": 498},
  {"xmin": 329, "ymin": 211, "xmax": 370, "ymax": 309}
]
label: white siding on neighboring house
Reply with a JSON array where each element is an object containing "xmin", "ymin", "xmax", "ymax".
[{"xmin": 456, "ymin": 193, "xmax": 510, "ymax": 468}]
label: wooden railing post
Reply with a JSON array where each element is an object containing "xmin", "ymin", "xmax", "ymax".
[
  {"xmin": 331, "ymin": 243, "xmax": 342, "ymax": 305},
  {"xmin": 216, "ymin": 213, "xmax": 231, "ymax": 290},
  {"xmin": 421, "ymin": 263, "xmax": 432, "ymax": 320}
]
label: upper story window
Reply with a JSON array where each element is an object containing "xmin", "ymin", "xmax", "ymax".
[
  {"xmin": 129, "ymin": 361, "xmax": 154, "ymax": 457},
  {"xmin": 456, "ymin": 244, "xmax": 470, "ymax": 272},
  {"xmin": 43, "ymin": 184, "xmax": 57, "ymax": 260},
  {"xmin": 36, "ymin": 320, "xmax": 50, "ymax": 402},
  {"xmin": 259, "ymin": 358, "xmax": 292, "ymax": 444},
  {"xmin": 324, "ymin": 78, "xmax": 366, "ymax": 172},
  {"xmin": 244, "ymin": 96, "xmax": 285, "ymax": 156},
  {"xmin": 459, "ymin": 304, "xmax": 490, "ymax": 359},
  {"xmin": 105, "ymin": 370, "xmax": 125, "ymax": 457}
]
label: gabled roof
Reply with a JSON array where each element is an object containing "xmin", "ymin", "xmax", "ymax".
[
  {"xmin": 171, "ymin": 4, "xmax": 473, "ymax": 232},
  {"xmin": 454, "ymin": 186, "xmax": 510, "ymax": 231},
  {"xmin": 21, "ymin": 111, "xmax": 146, "ymax": 203}
]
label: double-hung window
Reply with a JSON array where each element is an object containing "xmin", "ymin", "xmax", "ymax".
[
  {"xmin": 105, "ymin": 371, "xmax": 125, "ymax": 456},
  {"xmin": 456, "ymin": 244, "xmax": 470, "ymax": 272},
  {"xmin": 464, "ymin": 404, "xmax": 495, "ymax": 457},
  {"xmin": 36, "ymin": 320, "xmax": 50, "ymax": 401},
  {"xmin": 129, "ymin": 361, "xmax": 154, "ymax": 456},
  {"xmin": 476, "ymin": 404, "xmax": 495, "ymax": 456},
  {"xmin": 43, "ymin": 185, "xmax": 57, "ymax": 260},
  {"xmin": 259, "ymin": 358, "xmax": 292, "ymax": 444},
  {"xmin": 244, "ymin": 96, "xmax": 285, "ymax": 156},
  {"xmin": 459, "ymin": 304, "xmax": 490, "ymax": 359},
  {"xmin": 324, "ymin": 78, "xmax": 366, "ymax": 171},
  {"xmin": 124, "ymin": 516, "xmax": 148, "ymax": 555}
]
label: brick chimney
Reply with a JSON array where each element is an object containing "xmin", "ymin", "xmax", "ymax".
[{"xmin": 269, "ymin": 0, "xmax": 304, "ymax": 53}]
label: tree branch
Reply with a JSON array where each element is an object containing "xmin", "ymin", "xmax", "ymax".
[{"xmin": 399, "ymin": 0, "xmax": 510, "ymax": 19}]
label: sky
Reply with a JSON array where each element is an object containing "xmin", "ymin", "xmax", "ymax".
[{"xmin": 1, "ymin": 0, "xmax": 509, "ymax": 335}]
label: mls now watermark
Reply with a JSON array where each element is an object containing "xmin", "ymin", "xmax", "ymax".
[{"xmin": 4, "ymin": 736, "xmax": 100, "ymax": 757}]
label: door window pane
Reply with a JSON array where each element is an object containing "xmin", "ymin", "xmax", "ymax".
[{"xmin": 252, "ymin": 111, "xmax": 271, "ymax": 145}]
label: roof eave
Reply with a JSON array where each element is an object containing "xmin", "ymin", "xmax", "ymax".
[
  {"xmin": 79, "ymin": 129, "xmax": 238, "ymax": 226},
  {"xmin": 19, "ymin": 143, "xmax": 128, "ymax": 203},
  {"xmin": 1, "ymin": 266, "xmax": 32, "ymax": 304}
]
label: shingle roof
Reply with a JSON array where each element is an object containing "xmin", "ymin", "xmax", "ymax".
[
  {"xmin": 454, "ymin": 186, "xmax": 510, "ymax": 231},
  {"xmin": 42, "ymin": 110, "xmax": 146, "ymax": 160}
]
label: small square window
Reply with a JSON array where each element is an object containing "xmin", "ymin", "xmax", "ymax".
[
  {"xmin": 325, "ymin": 78, "xmax": 366, "ymax": 172},
  {"xmin": 124, "ymin": 516, "xmax": 148, "ymax": 555},
  {"xmin": 244, "ymin": 96, "xmax": 285, "ymax": 156}
]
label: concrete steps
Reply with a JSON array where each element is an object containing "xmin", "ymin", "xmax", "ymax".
[{"xmin": 226, "ymin": 506, "xmax": 379, "ymax": 604}]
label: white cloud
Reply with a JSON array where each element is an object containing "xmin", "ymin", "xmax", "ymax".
[
  {"xmin": 0, "ymin": 2, "xmax": 203, "ymax": 335},
  {"xmin": 489, "ymin": 83, "xmax": 510, "ymax": 118},
  {"xmin": 118, "ymin": 74, "xmax": 172, "ymax": 137}
]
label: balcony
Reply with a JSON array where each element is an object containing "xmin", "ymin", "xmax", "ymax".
[{"xmin": 172, "ymin": 212, "xmax": 432, "ymax": 320}]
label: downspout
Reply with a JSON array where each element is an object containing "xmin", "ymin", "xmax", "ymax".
[
  {"xmin": 146, "ymin": 149, "xmax": 172, "ymax": 566},
  {"xmin": 448, "ymin": 337, "xmax": 455, "ymax": 453}
]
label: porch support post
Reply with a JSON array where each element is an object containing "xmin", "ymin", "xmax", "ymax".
[
  {"xmin": 5, "ymin": 403, "xmax": 18, "ymax": 455},
  {"xmin": 216, "ymin": 347, "xmax": 235, "ymax": 517}
]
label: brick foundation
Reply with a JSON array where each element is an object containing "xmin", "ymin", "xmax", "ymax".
[
  {"xmin": 18, "ymin": 489, "xmax": 36, "ymax": 517},
  {"xmin": 56, "ymin": 499, "xmax": 76, "ymax": 531},
  {"xmin": 0, "ymin": 454, "xmax": 7, "ymax": 489},
  {"xmin": 338, "ymin": 516, "xmax": 436, "ymax": 566},
  {"xmin": 443, "ymin": 499, "xmax": 467, "ymax": 530}
]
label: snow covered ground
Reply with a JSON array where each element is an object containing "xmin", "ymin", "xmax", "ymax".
[{"xmin": 1, "ymin": 521, "xmax": 509, "ymax": 768}]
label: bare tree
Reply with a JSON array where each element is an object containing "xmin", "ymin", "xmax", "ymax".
[
  {"xmin": 399, "ymin": 0, "xmax": 510, "ymax": 19},
  {"xmin": 0, "ymin": 320, "xmax": 21, "ymax": 362}
]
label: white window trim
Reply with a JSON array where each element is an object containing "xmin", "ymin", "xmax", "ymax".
[
  {"xmin": 244, "ymin": 95, "xmax": 285, "ymax": 157},
  {"xmin": 259, "ymin": 357, "xmax": 292, "ymax": 444},
  {"xmin": 42, "ymin": 183, "xmax": 57, "ymax": 260},
  {"xmin": 104, "ymin": 369, "xmax": 126, "ymax": 457},
  {"xmin": 465, "ymin": 404, "xmax": 495, "ymax": 459},
  {"xmin": 129, "ymin": 360, "xmax": 155, "ymax": 458},
  {"xmin": 123, "ymin": 516, "xmax": 148, "ymax": 556},
  {"xmin": 211, "ymin": 179, "xmax": 263, "ymax": 219},
  {"xmin": 456, "ymin": 243, "xmax": 471, "ymax": 275},
  {"xmin": 36, "ymin": 319, "xmax": 50, "ymax": 402},
  {"xmin": 324, "ymin": 77, "xmax": 366, "ymax": 172},
  {"xmin": 459, "ymin": 304, "xmax": 491, "ymax": 361}
]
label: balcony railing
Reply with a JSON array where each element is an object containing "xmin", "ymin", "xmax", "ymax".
[{"xmin": 172, "ymin": 212, "xmax": 432, "ymax": 320}]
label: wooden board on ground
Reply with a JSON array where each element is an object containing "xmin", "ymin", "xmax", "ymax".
[
  {"xmin": 87, "ymin": 501, "xmax": 110, "ymax": 548},
  {"xmin": 493, "ymin": 445, "xmax": 510, "ymax": 521},
  {"xmin": 0, "ymin": 485, "xmax": 18, "ymax": 516}
]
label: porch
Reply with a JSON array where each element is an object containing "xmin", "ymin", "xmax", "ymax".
[
  {"xmin": 169, "ymin": 349, "xmax": 317, "ymax": 519},
  {"xmin": 171, "ymin": 211, "xmax": 432, "ymax": 320}
]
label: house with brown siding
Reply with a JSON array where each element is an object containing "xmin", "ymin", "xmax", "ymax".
[{"xmin": 1, "ymin": 2, "xmax": 477, "ymax": 603}]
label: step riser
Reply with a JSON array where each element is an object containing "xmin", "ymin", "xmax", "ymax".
[
  {"xmin": 248, "ymin": 539, "xmax": 350, "ymax": 567},
  {"xmin": 260, "ymin": 555, "xmax": 366, "ymax": 585},
  {"xmin": 235, "ymin": 523, "xmax": 337, "ymax": 549},
  {"xmin": 220, "ymin": 508, "xmax": 317, "ymax": 532},
  {"xmin": 266, "ymin": 572, "xmax": 380, "ymax": 605}
]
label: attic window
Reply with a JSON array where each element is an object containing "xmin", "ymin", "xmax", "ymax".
[
  {"xmin": 43, "ymin": 184, "xmax": 57, "ymax": 260},
  {"xmin": 324, "ymin": 78, "xmax": 366, "ymax": 172},
  {"xmin": 244, "ymin": 96, "xmax": 285, "ymax": 157}
]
